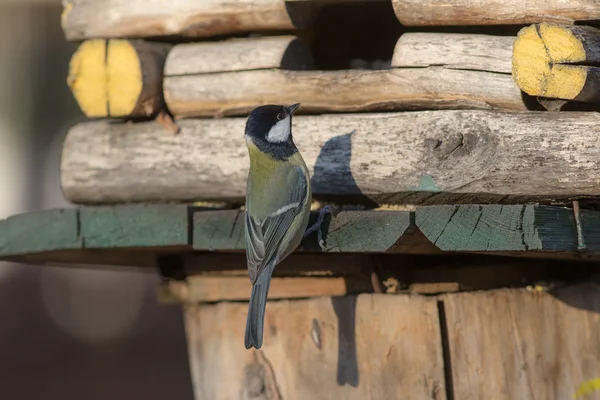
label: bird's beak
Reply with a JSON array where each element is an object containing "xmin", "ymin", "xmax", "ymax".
[{"xmin": 285, "ymin": 103, "xmax": 301, "ymax": 115}]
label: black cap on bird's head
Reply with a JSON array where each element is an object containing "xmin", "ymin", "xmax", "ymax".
[{"xmin": 244, "ymin": 104, "xmax": 300, "ymax": 152}]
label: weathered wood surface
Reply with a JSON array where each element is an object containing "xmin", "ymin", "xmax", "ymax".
[
  {"xmin": 392, "ymin": 32, "xmax": 514, "ymax": 74},
  {"xmin": 61, "ymin": 111, "xmax": 600, "ymax": 205},
  {"xmin": 67, "ymin": 39, "xmax": 170, "ymax": 117},
  {"xmin": 391, "ymin": 0, "xmax": 600, "ymax": 26},
  {"xmin": 183, "ymin": 294, "xmax": 446, "ymax": 400},
  {"xmin": 513, "ymin": 23, "xmax": 600, "ymax": 103},
  {"xmin": 193, "ymin": 210, "xmax": 415, "ymax": 253},
  {"xmin": 164, "ymin": 67, "xmax": 524, "ymax": 118},
  {"xmin": 442, "ymin": 284, "xmax": 600, "ymax": 400},
  {"xmin": 164, "ymin": 36, "xmax": 314, "ymax": 76},
  {"xmin": 61, "ymin": 0, "xmax": 308, "ymax": 41},
  {"xmin": 416, "ymin": 204, "xmax": 600, "ymax": 258},
  {"xmin": 168, "ymin": 275, "xmax": 372, "ymax": 303}
]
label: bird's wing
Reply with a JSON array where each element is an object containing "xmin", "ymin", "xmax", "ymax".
[{"xmin": 245, "ymin": 167, "xmax": 308, "ymax": 284}]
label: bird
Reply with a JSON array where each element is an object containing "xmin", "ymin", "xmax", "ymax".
[{"xmin": 242, "ymin": 103, "xmax": 313, "ymax": 350}]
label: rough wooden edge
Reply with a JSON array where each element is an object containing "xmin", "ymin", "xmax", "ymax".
[
  {"xmin": 164, "ymin": 36, "xmax": 314, "ymax": 76},
  {"xmin": 391, "ymin": 0, "xmax": 600, "ymax": 26},
  {"xmin": 392, "ymin": 32, "xmax": 515, "ymax": 74}
]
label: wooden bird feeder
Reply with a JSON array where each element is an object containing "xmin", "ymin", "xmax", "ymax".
[{"xmin": 4, "ymin": 0, "xmax": 600, "ymax": 399}]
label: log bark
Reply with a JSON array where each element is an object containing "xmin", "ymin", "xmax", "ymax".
[
  {"xmin": 164, "ymin": 67, "xmax": 524, "ymax": 118},
  {"xmin": 442, "ymin": 284, "xmax": 600, "ymax": 400},
  {"xmin": 183, "ymin": 294, "xmax": 446, "ymax": 400},
  {"xmin": 513, "ymin": 23, "xmax": 600, "ymax": 103},
  {"xmin": 61, "ymin": 0, "xmax": 309, "ymax": 41},
  {"xmin": 391, "ymin": 0, "xmax": 600, "ymax": 26},
  {"xmin": 60, "ymin": 111, "xmax": 600, "ymax": 205},
  {"xmin": 67, "ymin": 39, "xmax": 170, "ymax": 118},
  {"xmin": 164, "ymin": 35, "xmax": 314, "ymax": 76},
  {"xmin": 392, "ymin": 32, "xmax": 514, "ymax": 74}
]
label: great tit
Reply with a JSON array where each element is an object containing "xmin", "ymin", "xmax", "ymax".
[{"xmin": 243, "ymin": 103, "xmax": 312, "ymax": 350}]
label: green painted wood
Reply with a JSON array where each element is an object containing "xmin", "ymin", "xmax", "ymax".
[
  {"xmin": 0, "ymin": 209, "xmax": 81, "ymax": 256},
  {"xmin": 580, "ymin": 209, "xmax": 600, "ymax": 252},
  {"xmin": 415, "ymin": 205, "xmax": 583, "ymax": 252},
  {"xmin": 193, "ymin": 210, "xmax": 414, "ymax": 253},
  {"xmin": 80, "ymin": 204, "xmax": 192, "ymax": 248}
]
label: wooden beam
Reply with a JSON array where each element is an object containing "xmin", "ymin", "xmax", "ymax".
[
  {"xmin": 163, "ymin": 33, "xmax": 523, "ymax": 118},
  {"xmin": 164, "ymin": 35, "xmax": 314, "ymax": 76},
  {"xmin": 183, "ymin": 295, "xmax": 446, "ymax": 399},
  {"xmin": 391, "ymin": 0, "xmax": 600, "ymax": 26},
  {"xmin": 0, "ymin": 205, "xmax": 194, "ymax": 260},
  {"xmin": 416, "ymin": 204, "xmax": 600, "ymax": 257},
  {"xmin": 61, "ymin": 0, "xmax": 312, "ymax": 41},
  {"xmin": 192, "ymin": 210, "xmax": 415, "ymax": 253},
  {"xmin": 513, "ymin": 23, "xmax": 600, "ymax": 103},
  {"xmin": 441, "ymin": 284, "xmax": 600, "ymax": 400},
  {"xmin": 67, "ymin": 39, "xmax": 170, "ymax": 118},
  {"xmin": 392, "ymin": 32, "xmax": 514, "ymax": 74},
  {"xmin": 61, "ymin": 111, "xmax": 600, "ymax": 205}
]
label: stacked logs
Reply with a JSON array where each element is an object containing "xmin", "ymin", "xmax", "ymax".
[{"xmin": 55, "ymin": 1, "xmax": 600, "ymax": 399}]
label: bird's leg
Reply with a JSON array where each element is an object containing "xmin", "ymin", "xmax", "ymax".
[{"xmin": 304, "ymin": 205, "xmax": 335, "ymax": 250}]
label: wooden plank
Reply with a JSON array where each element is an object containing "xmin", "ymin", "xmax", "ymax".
[
  {"xmin": 183, "ymin": 294, "xmax": 446, "ymax": 400},
  {"xmin": 513, "ymin": 23, "xmax": 600, "ymax": 103},
  {"xmin": 164, "ymin": 67, "xmax": 524, "ymax": 118},
  {"xmin": 61, "ymin": 0, "xmax": 308, "ymax": 41},
  {"xmin": 193, "ymin": 210, "xmax": 414, "ymax": 253},
  {"xmin": 164, "ymin": 36, "xmax": 314, "ymax": 76},
  {"xmin": 80, "ymin": 204, "xmax": 193, "ymax": 248},
  {"xmin": 67, "ymin": 39, "xmax": 171, "ymax": 118},
  {"xmin": 391, "ymin": 0, "xmax": 600, "ymax": 26},
  {"xmin": 168, "ymin": 275, "xmax": 373, "ymax": 303},
  {"xmin": 61, "ymin": 111, "xmax": 600, "ymax": 205},
  {"xmin": 0, "ymin": 209, "xmax": 81, "ymax": 256},
  {"xmin": 392, "ymin": 32, "xmax": 514, "ymax": 74},
  {"xmin": 441, "ymin": 284, "xmax": 600, "ymax": 400},
  {"xmin": 416, "ymin": 205, "xmax": 600, "ymax": 256}
]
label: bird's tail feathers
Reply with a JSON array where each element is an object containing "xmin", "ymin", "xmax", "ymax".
[{"xmin": 244, "ymin": 271, "xmax": 272, "ymax": 349}]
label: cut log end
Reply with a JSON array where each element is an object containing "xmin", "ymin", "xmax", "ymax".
[
  {"xmin": 67, "ymin": 39, "xmax": 169, "ymax": 118},
  {"xmin": 512, "ymin": 23, "xmax": 600, "ymax": 103}
]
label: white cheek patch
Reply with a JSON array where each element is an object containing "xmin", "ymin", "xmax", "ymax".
[{"xmin": 266, "ymin": 116, "xmax": 291, "ymax": 143}]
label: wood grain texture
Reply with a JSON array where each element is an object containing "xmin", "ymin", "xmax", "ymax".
[
  {"xmin": 183, "ymin": 294, "xmax": 446, "ymax": 400},
  {"xmin": 164, "ymin": 67, "xmax": 524, "ymax": 118},
  {"xmin": 442, "ymin": 284, "xmax": 600, "ymax": 400},
  {"xmin": 61, "ymin": 0, "xmax": 302, "ymax": 41},
  {"xmin": 416, "ymin": 204, "xmax": 600, "ymax": 256},
  {"xmin": 513, "ymin": 23, "xmax": 600, "ymax": 103},
  {"xmin": 61, "ymin": 111, "xmax": 600, "ymax": 205},
  {"xmin": 391, "ymin": 0, "xmax": 600, "ymax": 26},
  {"xmin": 168, "ymin": 275, "xmax": 373, "ymax": 302},
  {"xmin": 193, "ymin": 210, "xmax": 413, "ymax": 253},
  {"xmin": 164, "ymin": 36, "xmax": 314, "ymax": 76},
  {"xmin": 392, "ymin": 32, "xmax": 514, "ymax": 74}
]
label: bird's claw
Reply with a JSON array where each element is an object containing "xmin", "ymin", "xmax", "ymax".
[{"xmin": 304, "ymin": 205, "xmax": 336, "ymax": 250}]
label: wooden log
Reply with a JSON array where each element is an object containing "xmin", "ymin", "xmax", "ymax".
[
  {"xmin": 163, "ymin": 33, "xmax": 523, "ymax": 117},
  {"xmin": 513, "ymin": 23, "xmax": 600, "ymax": 103},
  {"xmin": 391, "ymin": 0, "xmax": 600, "ymax": 26},
  {"xmin": 61, "ymin": 0, "xmax": 311, "ymax": 41},
  {"xmin": 61, "ymin": 111, "xmax": 600, "ymax": 205},
  {"xmin": 441, "ymin": 284, "xmax": 600, "ymax": 400},
  {"xmin": 67, "ymin": 39, "xmax": 170, "ymax": 118},
  {"xmin": 164, "ymin": 36, "xmax": 314, "ymax": 76},
  {"xmin": 164, "ymin": 67, "xmax": 524, "ymax": 118},
  {"xmin": 392, "ymin": 32, "xmax": 514, "ymax": 74},
  {"xmin": 183, "ymin": 294, "xmax": 446, "ymax": 399},
  {"xmin": 416, "ymin": 204, "xmax": 600, "ymax": 256}
]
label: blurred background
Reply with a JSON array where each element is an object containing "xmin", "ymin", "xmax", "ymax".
[{"xmin": 0, "ymin": 1, "xmax": 194, "ymax": 398}]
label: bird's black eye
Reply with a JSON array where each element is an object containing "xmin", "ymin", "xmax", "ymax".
[{"xmin": 276, "ymin": 112, "xmax": 285, "ymax": 121}]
